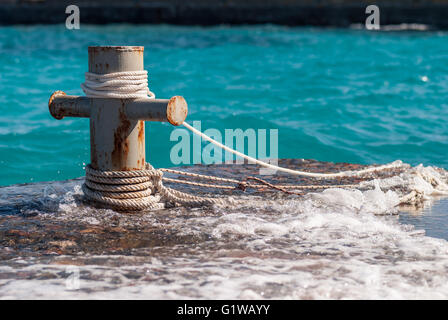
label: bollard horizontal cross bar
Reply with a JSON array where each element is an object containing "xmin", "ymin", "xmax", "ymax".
[{"xmin": 48, "ymin": 91, "xmax": 188, "ymax": 126}]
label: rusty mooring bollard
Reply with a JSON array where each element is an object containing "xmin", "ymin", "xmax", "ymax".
[{"xmin": 48, "ymin": 46, "xmax": 188, "ymax": 172}]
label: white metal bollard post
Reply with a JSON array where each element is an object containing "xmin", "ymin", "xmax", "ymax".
[{"xmin": 48, "ymin": 46, "xmax": 188, "ymax": 172}]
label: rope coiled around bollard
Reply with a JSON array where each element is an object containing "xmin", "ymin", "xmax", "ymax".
[
  {"xmin": 82, "ymin": 163, "xmax": 232, "ymax": 211},
  {"xmin": 81, "ymin": 71, "xmax": 155, "ymax": 99}
]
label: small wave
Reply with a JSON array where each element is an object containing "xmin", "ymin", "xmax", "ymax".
[{"xmin": 350, "ymin": 23, "xmax": 431, "ymax": 31}]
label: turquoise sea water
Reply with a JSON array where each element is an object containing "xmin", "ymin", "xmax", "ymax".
[
  {"xmin": 1, "ymin": 25, "xmax": 448, "ymax": 186},
  {"xmin": 3, "ymin": 25, "xmax": 448, "ymax": 299}
]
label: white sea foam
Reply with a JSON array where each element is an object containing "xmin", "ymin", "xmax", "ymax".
[{"xmin": 1, "ymin": 162, "xmax": 448, "ymax": 299}]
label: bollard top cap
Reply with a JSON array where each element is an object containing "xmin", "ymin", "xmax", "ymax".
[
  {"xmin": 88, "ymin": 46, "xmax": 144, "ymax": 53},
  {"xmin": 167, "ymin": 96, "xmax": 188, "ymax": 126},
  {"xmin": 88, "ymin": 46, "xmax": 144, "ymax": 74}
]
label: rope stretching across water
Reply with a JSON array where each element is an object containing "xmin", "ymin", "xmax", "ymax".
[
  {"xmin": 182, "ymin": 122, "xmax": 407, "ymax": 178},
  {"xmin": 80, "ymin": 71, "xmax": 410, "ymax": 211}
]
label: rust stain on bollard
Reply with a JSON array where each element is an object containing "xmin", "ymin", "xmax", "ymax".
[
  {"xmin": 167, "ymin": 96, "xmax": 188, "ymax": 126},
  {"xmin": 90, "ymin": 119, "xmax": 97, "ymax": 169},
  {"xmin": 48, "ymin": 91, "xmax": 66, "ymax": 120},
  {"xmin": 111, "ymin": 106, "xmax": 132, "ymax": 170},
  {"xmin": 137, "ymin": 121, "xmax": 145, "ymax": 168}
]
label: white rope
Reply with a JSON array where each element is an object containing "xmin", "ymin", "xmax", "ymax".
[
  {"xmin": 78, "ymin": 70, "xmax": 412, "ymax": 211},
  {"xmin": 81, "ymin": 70, "xmax": 406, "ymax": 180},
  {"xmin": 81, "ymin": 71, "xmax": 155, "ymax": 99},
  {"xmin": 182, "ymin": 122, "xmax": 408, "ymax": 178}
]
